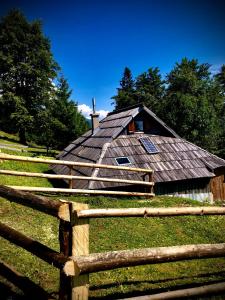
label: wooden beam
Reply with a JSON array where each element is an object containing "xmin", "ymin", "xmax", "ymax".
[
  {"xmin": 0, "ymin": 153, "xmax": 153, "ymax": 173},
  {"xmin": 71, "ymin": 202, "xmax": 89, "ymax": 300},
  {"xmin": 121, "ymin": 281, "xmax": 225, "ymax": 299},
  {"xmin": 0, "ymin": 185, "xmax": 70, "ymax": 221},
  {"xmin": 7, "ymin": 186, "xmax": 154, "ymax": 197},
  {"xmin": 0, "ymin": 222, "xmax": 69, "ymax": 269},
  {"xmin": 64, "ymin": 243, "xmax": 225, "ymax": 276},
  {"xmin": 75, "ymin": 206, "xmax": 225, "ymax": 218},
  {"xmin": 0, "ymin": 169, "xmax": 154, "ymax": 186}
]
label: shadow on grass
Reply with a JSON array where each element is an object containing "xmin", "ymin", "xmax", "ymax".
[
  {"xmin": 90, "ymin": 273, "xmax": 225, "ymax": 300},
  {"xmin": 0, "ymin": 281, "xmax": 23, "ymax": 300},
  {"xmin": 0, "ymin": 135, "xmax": 20, "ymax": 145},
  {"xmin": 43, "ymin": 169, "xmax": 68, "ymax": 189}
]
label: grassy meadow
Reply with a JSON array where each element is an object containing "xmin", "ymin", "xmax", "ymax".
[{"xmin": 0, "ymin": 132, "xmax": 225, "ymax": 299}]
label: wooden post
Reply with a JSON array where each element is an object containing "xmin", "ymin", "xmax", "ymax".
[
  {"xmin": 71, "ymin": 202, "xmax": 89, "ymax": 300},
  {"xmin": 149, "ymin": 172, "xmax": 154, "ymax": 195},
  {"xmin": 69, "ymin": 167, "xmax": 73, "ymax": 189},
  {"xmin": 59, "ymin": 219, "xmax": 72, "ymax": 300}
]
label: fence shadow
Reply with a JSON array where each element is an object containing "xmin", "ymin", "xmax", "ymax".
[{"xmin": 90, "ymin": 278, "xmax": 225, "ymax": 300}]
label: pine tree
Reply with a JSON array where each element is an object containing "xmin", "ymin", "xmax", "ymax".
[
  {"xmin": 162, "ymin": 58, "xmax": 221, "ymax": 152},
  {"xmin": 112, "ymin": 67, "xmax": 136, "ymax": 110},
  {"xmin": 33, "ymin": 77, "xmax": 89, "ymax": 151},
  {"xmin": 135, "ymin": 67, "xmax": 164, "ymax": 114}
]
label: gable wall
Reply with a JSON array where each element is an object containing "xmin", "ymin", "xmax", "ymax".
[
  {"xmin": 210, "ymin": 168, "xmax": 225, "ymax": 200},
  {"xmin": 126, "ymin": 111, "xmax": 175, "ymax": 137}
]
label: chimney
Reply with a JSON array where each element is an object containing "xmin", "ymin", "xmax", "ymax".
[{"xmin": 90, "ymin": 97, "xmax": 99, "ymax": 134}]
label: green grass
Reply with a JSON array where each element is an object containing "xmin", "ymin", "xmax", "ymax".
[
  {"xmin": 0, "ymin": 130, "xmax": 59, "ymax": 156},
  {"xmin": 0, "ymin": 137, "xmax": 225, "ymax": 299}
]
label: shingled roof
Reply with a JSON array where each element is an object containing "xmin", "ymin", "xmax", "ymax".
[{"xmin": 52, "ymin": 105, "xmax": 225, "ymax": 189}]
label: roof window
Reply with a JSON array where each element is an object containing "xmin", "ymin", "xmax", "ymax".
[
  {"xmin": 139, "ymin": 137, "xmax": 159, "ymax": 154},
  {"xmin": 115, "ymin": 157, "xmax": 131, "ymax": 165}
]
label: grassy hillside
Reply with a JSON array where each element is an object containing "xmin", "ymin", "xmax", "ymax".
[{"xmin": 0, "ymin": 133, "xmax": 225, "ymax": 299}]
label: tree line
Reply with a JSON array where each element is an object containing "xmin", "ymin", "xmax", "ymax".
[
  {"xmin": 112, "ymin": 61, "xmax": 225, "ymax": 157},
  {"xmin": 0, "ymin": 10, "xmax": 89, "ymax": 151}
]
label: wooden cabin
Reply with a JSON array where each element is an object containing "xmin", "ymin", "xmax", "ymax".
[{"xmin": 52, "ymin": 104, "xmax": 225, "ymax": 202}]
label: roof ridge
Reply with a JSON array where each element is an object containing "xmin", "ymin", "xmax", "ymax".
[{"xmin": 107, "ymin": 103, "xmax": 144, "ymax": 116}]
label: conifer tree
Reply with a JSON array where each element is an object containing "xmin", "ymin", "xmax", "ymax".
[
  {"xmin": 112, "ymin": 67, "xmax": 136, "ymax": 110},
  {"xmin": 135, "ymin": 67, "xmax": 164, "ymax": 114},
  {"xmin": 162, "ymin": 58, "xmax": 222, "ymax": 152}
]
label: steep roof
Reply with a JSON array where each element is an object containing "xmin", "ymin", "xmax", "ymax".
[{"xmin": 52, "ymin": 105, "xmax": 225, "ymax": 189}]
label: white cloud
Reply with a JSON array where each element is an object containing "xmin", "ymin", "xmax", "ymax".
[
  {"xmin": 78, "ymin": 104, "xmax": 109, "ymax": 120},
  {"xmin": 210, "ymin": 64, "xmax": 222, "ymax": 75}
]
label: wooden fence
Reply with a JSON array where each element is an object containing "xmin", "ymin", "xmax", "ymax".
[
  {"xmin": 1, "ymin": 185, "xmax": 225, "ymax": 299},
  {"xmin": 0, "ymin": 153, "xmax": 154, "ymax": 197}
]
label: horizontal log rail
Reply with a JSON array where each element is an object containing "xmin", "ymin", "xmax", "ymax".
[
  {"xmin": 64, "ymin": 243, "xmax": 225, "ymax": 276},
  {"xmin": 0, "ymin": 222, "xmax": 70, "ymax": 269},
  {"xmin": 75, "ymin": 206, "xmax": 225, "ymax": 218},
  {"xmin": 8, "ymin": 186, "xmax": 155, "ymax": 197},
  {"xmin": 0, "ymin": 169, "xmax": 154, "ymax": 186},
  {"xmin": 0, "ymin": 153, "xmax": 153, "ymax": 173},
  {"xmin": 0, "ymin": 185, "xmax": 70, "ymax": 221},
  {"xmin": 122, "ymin": 281, "xmax": 225, "ymax": 300}
]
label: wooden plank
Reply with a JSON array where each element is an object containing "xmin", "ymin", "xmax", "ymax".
[
  {"xmin": 0, "ymin": 222, "xmax": 69, "ymax": 269},
  {"xmin": 71, "ymin": 202, "xmax": 89, "ymax": 300},
  {"xmin": 0, "ymin": 185, "xmax": 70, "ymax": 221},
  {"xmin": 64, "ymin": 243, "xmax": 225, "ymax": 276},
  {"xmin": 0, "ymin": 169, "xmax": 154, "ymax": 186},
  {"xmin": 121, "ymin": 281, "xmax": 225, "ymax": 299},
  {"xmin": 76, "ymin": 206, "xmax": 225, "ymax": 219},
  {"xmin": 8, "ymin": 186, "xmax": 155, "ymax": 197},
  {"xmin": 0, "ymin": 153, "xmax": 153, "ymax": 173}
]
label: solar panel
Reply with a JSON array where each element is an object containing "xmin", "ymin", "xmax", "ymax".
[{"xmin": 139, "ymin": 137, "xmax": 159, "ymax": 154}]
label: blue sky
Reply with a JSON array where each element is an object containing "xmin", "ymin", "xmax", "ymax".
[{"xmin": 0, "ymin": 0, "xmax": 225, "ymax": 118}]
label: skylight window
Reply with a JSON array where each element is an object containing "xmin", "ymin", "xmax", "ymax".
[
  {"xmin": 139, "ymin": 137, "xmax": 159, "ymax": 154},
  {"xmin": 115, "ymin": 157, "xmax": 131, "ymax": 165}
]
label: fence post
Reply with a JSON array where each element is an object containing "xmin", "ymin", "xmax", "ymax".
[
  {"xmin": 59, "ymin": 218, "xmax": 72, "ymax": 300},
  {"xmin": 69, "ymin": 167, "xmax": 73, "ymax": 189},
  {"xmin": 149, "ymin": 172, "xmax": 154, "ymax": 195},
  {"xmin": 71, "ymin": 202, "xmax": 89, "ymax": 300}
]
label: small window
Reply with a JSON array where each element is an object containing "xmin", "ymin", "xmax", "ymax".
[
  {"xmin": 134, "ymin": 120, "xmax": 144, "ymax": 132},
  {"xmin": 139, "ymin": 137, "xmax": 159, "ymax": 154},
  {"xmin": 115, "ymin": 157, "xmax": 131, "ymax": 165}
]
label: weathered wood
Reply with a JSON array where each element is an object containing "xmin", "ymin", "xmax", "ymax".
[
  {"xmin": 69, "ymin": 167, "xmax": 73, "ymax": 189},
  {"xmin": 121, "ymin": 281, "xmax": 225, "ymax": 299},
  {"xmin": 0, "ymin": 169, "xmax": 154, "ymax": 186},
  {"xmin": 0, "ymin": 185, "xmax": 70, "ymax": 221},
  {"xmin": 8, "ymin": 186, "xmax": 154, "ymax": 197},
  {"xmin": 71, "ymin": 202, "xmax": 89, "ymax": 300},
  {"xmin": 0, "ymin": 222, "xmax": 69, "ymax": 269},
  {"xmin": 64, "ymin": 243, "xmax": 225, "ymax": 276},
  {"xmin": 0, "ymin": 153, "xmax": 153, "ymax": 173},
  {"xmin": 76, "ymin": 206, "xmax": 225, "ymax": 218},
  {"xmin": 0, "ymin": 259, "xmax": 50, "ymax": 299},
  {"xmin": 59, "ymin": 220, "xmax": 72, "ymax": 300}
]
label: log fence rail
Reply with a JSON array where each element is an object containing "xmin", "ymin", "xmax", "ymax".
[
  {"xmin": 0, "ymin": 153, "xmax": 154, "ymax": 197},
  {"xmin": 0, "ymin": 185, "xmax": 225, "ymax": 299}
]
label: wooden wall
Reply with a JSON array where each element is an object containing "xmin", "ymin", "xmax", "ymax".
[
  {"xmin": 154, "ymin": 178, "xmax": 213, "ymax": 202},
  {"xmin": 210, "ymin": 168, "xmax": 225, "ymax": 201}
]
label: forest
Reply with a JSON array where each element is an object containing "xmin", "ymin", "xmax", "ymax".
[
  {"xmin": 0, "ymin": 9, "xmax": 224, "ymax": 157},
  {"xmin": 0, "ymin": 10, "xmax": 89, "ymax": 151},
  {"xmin": 113, "ymin": 63, "xmax": 225, "ymax": 158}
]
